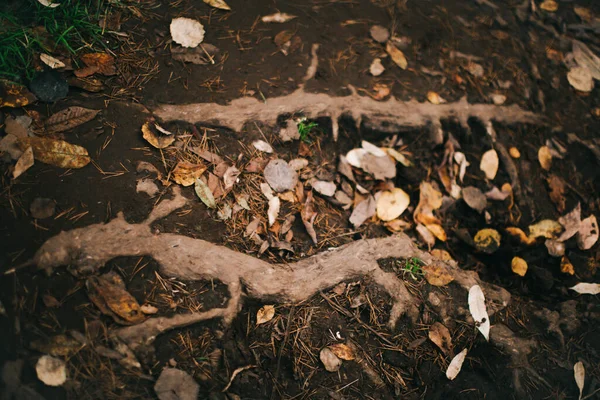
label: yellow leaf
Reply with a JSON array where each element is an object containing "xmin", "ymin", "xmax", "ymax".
[
  {"xmin": 431, "ymin": 249, "xmax": 454, "ymax": 262},
  {"xmin": 328, "ymin": 343, "xmax": 355, "ymax": 360},
  {"xmin": 474, "ymin": 228, "xmax": 501, "ymax": 254},
  {"xmin": 426, "ymin": 223, "xmax": 447, "ymax": 241},
  {"xmin": 422, "ymin": 262, "xmax": 454, "ymax": 287},
  {"xmin": 538, "ymin": 146, "xmax": 552, "ymax": 171},
  {"xmin": 172, "ymin": 161, "xmax": 207, "ymax": 186},
  {"xmin": 505, "ymin": 227, "xmax": 536, "ymax": 245},
  {"xmin": 540, "ymin": 0, "xmax": 558, "ymax": 12},
  {"xmin": 427, "ymin": 91, "xmax": 445, "ymax": 104},
  {"xmin": 509, "ymin": 147, "xmax": 521, "ymax": 158},
  {"xmin": 203, "ymin": 0, "xmax": 231, "ymax": 10},
  {"xmin": 18, "ymin": 137, "xmax": 90, "ymax": 169},
  {"xmin": 528, "ymin": 219, "xmax": 563, "ymax": 239},
  {"xmin": 560, "ymin": 256, "xmax": 575, "ymax": 275},
  {"xmin": 142, "ymin": 121, "xmax": 175, "ymax": 149},
  {"xmin": 256, "ymin": 305, "xmax": 275, "ymax": 325},
  {"xmin": 511, "ymin": 257, "xmax": 528, "ymax": 277},
  {"xmin": 0, "ymin": 79, "xmax": 37, "ymax": 108},
  {"xmin": 386, "ymin": 42, "xmax": 407, "ymax": 70}
]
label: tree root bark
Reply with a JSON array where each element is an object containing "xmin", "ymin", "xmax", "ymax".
[
  {"xmin": 30, "ymin": 188, "xmax": 510, "ymax": 353},
  {"xmin": 151, "ymin": 44, "xmax": 543, "ymax": 142}
]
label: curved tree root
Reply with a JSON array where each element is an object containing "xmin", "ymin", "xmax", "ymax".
[{"xmin": 30, "ymin": 188, "xmax": 510, "ymax": 353}]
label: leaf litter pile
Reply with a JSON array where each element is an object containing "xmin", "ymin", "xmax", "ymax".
[{"xmin": 2, "ymin": 0, "xmax": 600, "ymax": 399}]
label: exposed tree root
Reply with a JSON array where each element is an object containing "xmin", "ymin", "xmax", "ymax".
[
  {"xmin": 30, "ymin": 188, "xmax": 510, "ymax": 353},
  {"xmin": 151, "ymin": 44, "xmax": 543, "ymax": 142}
]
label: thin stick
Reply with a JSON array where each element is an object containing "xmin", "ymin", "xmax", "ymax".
[{"xmin": 222, "ymin": 364, "xmax": 256, "ymax": 392}]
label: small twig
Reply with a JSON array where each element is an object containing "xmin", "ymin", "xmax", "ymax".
[
  {"xmin": 222, "ymin": 364, "xmax": 256, "ymax": 392},
  {"xmin": 272, "ymin": 306, "xmax": 295, "ymax": 399}
]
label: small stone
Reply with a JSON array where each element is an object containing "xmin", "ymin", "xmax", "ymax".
[{"xmin": 29, "ymin": 70, "xmax": 68, "ymax": 103}]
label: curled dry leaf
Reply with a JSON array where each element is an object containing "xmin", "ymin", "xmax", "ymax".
[
  {"xmin": 86, "ymin": 273, "xmax": 145, "ymax": 325},
  {"xmin": 312, "ymin": 180, "xmax": 336, "ymax": 197},
  {"xmin": 376, "ymin": 188, "xmax": 410, "ymax": 221},
  {"xmin": 369, "ymin": 58, "xmax": 385, "ymax": 76},
  {"xmin": 18, "ymin": 137, "xmax": 90, "ymax": 169},
  {"xmin": 480, "ymin": 149, "xmax": 499, "ymax": 180},
  {"xmin": 429, "ymin": 322, "xmax": 453, "ymax": 355},
  {"xmin": 328, "ymin": 343, "xmax": 355, "ymax": 361},
  {"xmin": 223, "ymin": 166, "xmax": 240, "ymax": 190},
  {"xmin": 194, "ymin": 178, "xmax": 216, "ymax": 208},
  {"xmin": 570, "ymin": 283, "xmax": 600, "ymax": 295},
  {"xmin": 385, "ymin": 148, "xmax": 412, "ymax": 167},
  {"xmin": 446, "ymin": 349, "xmax": 468, "ymax": 381},
  {"xmin": 568, "ymin": 67, "xmax": 594, "ymax": 92},
  {"xmin": 414, "ymin": 181, "xmax": 443, "ymax": 225},
  {"xmin": 454, "ymin": 152, "xmax": 469, "ymax": 183},
  {"xmin": 560, "ymin": 256, "xmax": 575, "ymax": 275},
  {"xmin": 45, "ymin": 106, "xmax": 100, "ymax": 134},
  {"xmin": 574, "ymin": 361, "xmax": 585, "ymax": 400},
  {"xmin": 474, "ymin": 229, "xmax": 501, "ymax": 254},
  {"xmin": 577, "ymin": 215, "xmax": 598, "ymax": 250},
  {"xmin": 422, "ymin": 262, "xmax": 454, "ymax": 286},
  {"xmin": 170, "ymin": 18, "xmax": 205, "ymax": 48},
  {"xmin": 256, "ymin": 305, "xmax": 275, "ymax": 325},
  {"xmin": 36, "ymin": 356, "xmax": 66, "ymax": 386},
  {"xmin": 386, "ymin": 42, "xmax": 407, "ymax": 70},
  {"xmin": 142, "ymin": 121, "xmax": 175, "ymax": 149},
  {"xmin": 40, "ymin": 54, "xmax": 65, "ymax": 69},
  {"xmin": 468, "ymin": 285, "xmax": 490, "ymax": 341},
  {"xmin": 172, "ymin": 162, "xmax": 206, "ymax": 186},
  {"xmin": 505, "ymin": 227, "xmax": 536, "ymax": 245},
  {"xmin": 529, "ymin": 219, "xmax": 563, "ymax": 239},
  {"xmin": 301, "ymin": 192, "xmax": 318, "ymax": 244},
  {"xmin": 261, "ymin": 13, "xmax": 297, "ymax": 23},
  {"xmin": 320, "ymin": 347, "xmax": 342, "ymax": 372},
  {"xmin": 426, "ymin": 224, "xmax": 447, "ymax": 241},
  {"xmin": 267, "ymin": 197, "xmax": 280, "ymax": 227},
  {"xmin": 462, "ymin": 186, "xmax": 487, "ymax": 213},
  {"xmin": 485, "ymin": 186, "xmax": 511, "ymax": 201},
  {"xmin": 252, "ymin": 140, "xmax": 273, "ymax": 153},
  {"xmin": 511, "ymin": 257, "xmax": 528, "ymax": 277},
  {"xmin": 350, "ymin": 195, "xmax": 376, "ymax": 228},
  {"xmin": 13, "ymin": 147, "xmax": 34, "ymax": 179},
  {"xmin": 203, "ymin": 0, "xmax": 230, "ymax": 11}
]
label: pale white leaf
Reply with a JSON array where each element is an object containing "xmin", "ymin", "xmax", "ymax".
[
  {"xmin": 320, "ymin": 347, "xmax": 342, "ymax": 372},
  {"xmin": 252, "ymin": 140, "xmax": 273, "ymax": 153},
  {"xmin": 256, "ymin": 305, "xmax": 275, "ymax": 325},
  {"xmin": 454, "ymin": 152, "xmax": 470, "ymax": 183},
  {"xmin": 480, "ymin": 149, "xmax": 499, "ymax": 180},
  {"xmin": 170, "ymin": 18, "xmax": 205, "ymax": 48},
  {"xmin": 574, "ymin": 361, "xmax": 585, "ymax": 400},
  {"xmin": 350, "ymin": 195, "xmax": 376, "ymax": 228},
  {"xmin": 203, "ymin": 0, "xmax": 231, "ymax": 11},
  {"xmin": 289, "ymin": 158, "xmax": 309, "ymax": 171},
  {"xmin": 264, "ymin": 159, "xmax": 298, "ymax": 192},
  {"xmin": 223, "ymin": 166, "xmax": 240, "ymax": 190},
  {"xmin": 568, "ymin": 66, "xmax": 594, "ymax": 92},
  {"xmin": 577, "ymin": 215, "xmax": 598, "ymax": 250},
  {"xmin": 468, "ymin": 285, "xmax": 490, "ymax": 341},
  {"xmin": 570, "ymin": 283, "xmax": 600, "ymax": 295},
  {"xmin": 361, "ymin": 140, "xmax": 387, "ymax": 157},
  {"xmin": 36, "ymin": 355, "xmax": 66, "ymax": 386},
  {"xmin": 268, "ymin": 196, "xmax": 280, "ymax": 226},
  {"xmin": 345, "ymin": 148, "xmax": 368, "ymax": 168},
  {"xmin": 261, "ymin": 13, "xmax": 297, "ymax": 23},
  {"xmin": 40, "ymin": 54, "xmax": 65, "ymax": 69},
  {"xmin": 446, "ymin": 348, "xmax": 468, "ymax": 380},
  {"xmin": 260, "ymin": 182, "xmax": 274, "ymax": 200},
  {"xmin": 369, "ymin": 58, "xmax": 385, "ymax": 76},
  {"xmin": 312, "ymin": 180, "xmax": 336, "ymax": 197},
  {"xmin": 376, "ymin": 188, "xmax": 410, "ymax": 221},
  {"xmin": 37, "ymin": 0, "xmax": 60, "ymax": 7}
]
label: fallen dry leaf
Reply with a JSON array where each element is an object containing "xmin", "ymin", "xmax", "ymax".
[
  {"xmin": 18, "ymin": 137, "xmax": 90, "ymax": 169},
  {"xmin": 369, "ymin": 58, "xmax": 385, "ymax": 76},
  {"xmin": 462, "ymin": 186, "xmax": 487, "ymax": 213},
  {"xmin": 540, "ymin": 0, "xmax": 558, "ymax": 12},
  {"xmin": 170, "ymin": 43, "xmax": 219, "ymax": 65},
  {"xmin": 36, "ymin": 356, "xmax": 66, "ymax": 387},
  {"xmin": 13, "ymin": 147, "xmax": 34, "ymax": 179},
  {"xmin": 422, "ymin": 262, "xmax": 454, "ymax": 286},
  {"xmin": 86, "ymin": 272, "xmax": 145, "ymax": 325},
  {"xmin": 446, "ymin": 349, "xmax": 467, "ymax": 380},
  {"xmin": 68, "ymin": 76, "xmax": 104, "ymax": 92},
  {"xmin": 386, "ymin": 41, "xmax": 407, "ymax": 70},
  {"xmin": 37, "ymin": 0, "xmax": 61, "ymax": 7},
  {"xmin": 568, "ymin": 67, "xmax": 594, "ymax": 92},
  {"xmin": 427, "ymin": 91, "xmax": 446, "ymax": 104},
  {"xmin": 40, "ymin": 53, "xmax": 65, "ymax": 69},
  {"xmin": 155, "ymin": 368, "xmax": 199, "ymax": 400},
  {"xmin": 170, "ymin": 18, "xmax": 205, "ymax": 48},
  {"xmin": 140, "ymin": 304, "xmax": 158, "ymax": 315},
  {"xmin": 0, "ymin": 79, "xmax": 37, "ymax": 107},
  {"xmin": 312, "ymin": 180, "xmax": 336, "ymax": 197},
  {"xmin": 538, "ymin": 146, "xmax": 553, "ymax": 171},
  {"xmin": 573, "ymin": 40, "xmax": 600, "ymax": 81},
  {"xmin": 509, "ymin": 147, "xmax": 521, "ymax": 158},
  {"xmin": 429, "ymin": 322, "xmax": 453, "ymax": 355},
  {"xmin": 558, "ymin": 204, "xmax": 582, "ymax": 242},
  {"xmin": 529, "ymin": 219, "xmax": 563, "ymax": 239},
  {"xmin": 385, "ymin": 148, "xmax": 412, "ymax": 167},
  {"xmin": 414, "ymin": 181, "xmax": 443, "ymax": 225},
  {"xmin": 431, "ymin": 249, "xmax": 454, "ymax": 261},
  {"xmin": 253, "ymin": 140, "xmax": 273, "ymax": 153},
  {"xmin": 480, "ymin": 149, "xmax": 499, "ymax": 180},
  {"xmin": 203, "ymin": 0, "xmax": 230, "ymax": 10},
  {"xmin": 577, "ymin": 215, "xmax": 598, "ymax": 250},
  {"xmin": 261, "ymin": 13, "xmax": 297, "ymax": 23},
  {"xmin": 350, "ymin": 195, "xmax": 376, "ymax": 228},
  {"xmin": 80, "ymin": 53, "xmax": 116, "ymax": 76},
  {"xmin": 570, "ymin": 283, "xmax": 600, "ymax": 295},
  {"xmin": 195, "ymin": 178, "xmax": 216, "ymax": 208},
  {"xmin": 301, "ymin": 192, "xmax": 318, "ymax": 244},
  {"xmin": 256, "ymin": 305, "xmax": 275, "ymax": 325},
  {"xmin": 264, "ymin": 159, "xmax": 298, "ymax": 193},
  {"xmin": 142, "ymin": 121, "xmax": 175, "ymax": 149},
  {"xmin": 376, "ymin": 188, "xmax": 410, "ymax": 221},
  {"xmin": 426, "ymin": 224, "xmax": 447, "ymax": 241},
  {"xmin": 30, "ymin": 198, "xmax": 56, "ymax": 219},
  {"xmin": 574, "ymin": 361, "xmax": 585, "ymax": 400},
  {"xmin": 267, "ymin": 197, "xmax": 280, "ymax": 227},
  {"xmin": 328, "ymin": 343, "xmax": 355, "ymax": 361},
  {"xmin": 546, "ymin": 239, "xmax": 566, "ymax": 257},
  {"xmin": 45, "ymin": 107, "xmax": 100, "ymax": 134},
  {"xmin": 511, "ymin": 257, "xmax": 528, "ymax": 277},
  {"xmin": 474, "ymin": 229, "xmax": 501, "ymax": 254},
  {"xmin": 320, "ymin": 347, "xmax": 342, "ymax": 372},
  {"xmin": 223, "ymin": 165, "xmax": 240, "ymax": 190},
  {"xmin": 416, "ymin": 223, "xmax": 436, "ymax": 248},
  {"xmin": 506, "ymin": 227, "xmax": 537, "ymax": 245},
  {"xmin": 370, "ymin": 25, "xmax": 390, "ymax": 43},
  {"xmin": 560, "ymin": 256, "xmax": 575, "ymax": 275},
  {"xmin": 468, "ymin": 285, "xmax": 490, "ymax": 340},
  {"xmin": 172, "ymin": 161, "xmax": 206, "ymax": 186},
  {"xmin": 384, "ymin": 219, "xmax": 411, "ymax": 232},
  {"xmin": 546, "ymin": 175, "xmax": 566, "ymax": 213},
  {"xmin": 454, "ymin": 152, "xmax": 470, "ymax": 183}
]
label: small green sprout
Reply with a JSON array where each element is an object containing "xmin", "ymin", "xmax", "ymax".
[
  {"xmin": 399, "ymin": 257, "xmax": 424, "ymax": 280},
  {"xmin": 296, "ymin": 118, "xmax": 320, "ymax": 143}
]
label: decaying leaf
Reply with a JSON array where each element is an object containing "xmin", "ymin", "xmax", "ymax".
[
  {"xmin": 13, "ymin": 147, "xmax": 34, "ymax": 179},
  {"xmin": 474, "ymin": 229, "xmax": 501, "ymax": 254},
  {"xmin": 264, "ymin": 159, "xmax": 298, "ymax": 192},
  {"xmin": 560, "ymin": 256, "xmax": 575, "ymax": 275},
  {"xmin": 370, "ymin": 25, "xmax": 390, "ymax": 43},
  {"xmin": 558, "ymin": 204, "xmax": 582, "ymax": 242},
  {"xmin": 574, "ymin": 361, "xmax": 585, "ymax": 400},
  {"xmin": 44, "ymin": 106, "xmax": 100, "ymax": 134},
  {"xmin": 467, "ymin": 62, "xmax": 484, "ymax": 78},
  {"xmin": 301, "ymin": 192, "xmax": 318, "ymax": 244},
  {"xmin": 511, "ymin": 257, "xmax": 528, "ymax": 277},
  {"xmin": 256, "ymin": 305, "xmax": 275, "ymax": 325},
  {"xmin": 40, "ymin": 53, "xmax": 65, "ymax": 69},
  {"xmin": 142, "ymin": 121, "xmax": 175, "ymax": 149},
  {"xmin": 172, "ymin": 162, "xmax": 206, "ymax": 187},
  {"xmin": 431, "ymin": 249, "xmax": 454, "ymax": 261},
  {"xmin": 485, "ymin": 185, "xmax": 511, "ymax": 201},
  {"xmin": 30, "ymin": 198, "xmax": 56, "ymax": 219},
  {"xmin": 454, "ymin": 152, "xmax": 470, "ymax": 183},
  {"xmin": 376, "ymin": 188, "xmax": 410, "ymax": 221},
  {"xmin": 328, "ymin": 343, "xmax": 355, "ymax": 361},
  {"xmin": 446, "ymin": 348, "xmax": 467, "ymax": 380},
  {"xmin": 414, "ymin": 181, "xmax": 443, "ymax": 225},
  {"xmin": 170, "ymin": 18, "xmax": 205, "ymax": 48},
  {"xmin": 312, "ymin": 180, "xmax": 336, "ymax": 197},
  {"xmin": 261, "ymin": 13, "xmax": 297, "ymax": 23},
  {"xmin": 320, "ymin": 347, "xmax": 342, "ymax": 372},
  {"xmin": 506, "ymin": 227, "xmax": 536, "ymax": 245},
  {"xmin": 529, "ymin": 219, "xmax": 563, "ymax": 239},
  {"xmin": 369, "ymin": 58, "xmax": 385, "ymax": 76},
  {"xmin": 268, "ymin": 197, "xmax": 280, "ymax": 227},
  {"xmin": 386, "ymin": 42, "xmax": 407, "ymax": 70},
  {"xmin": 80, "ymin": 53, "xmax": 116, "ymax": 76},
  {"xmin": 350, "ymin": 195, "xmax": 376, "ymax": 228},
  {"xmin": 468, "ymin": 285, "xmax": 490, "ymax": 340},
  {"xmin": 462, "ymin": 186, "xmax": 487, "ymax": 214},
  {"xmin": 154, "ymin": 368, "xmax": 199, "ymax": 400},
  {"xmin": 570, "ymin": 283, "xmax": 600, "ymax": 295},
  {"xmin": 577, "ymin": 215, "xmax": 598, "ymax": 250},
  {"xmin": 546, "ymin": 175, "xmax": 566, "ymax": 213},
  {"xmin": 253, "ymin": 140, "xmax": 273, "ymax": 153},
  {"xmin": 86, "ymin": 273, "xmax": 145, "ymax": 325},
  {"xmin": 203, "ymin": 0, "xmax": 230, "ymax": 10},
  {"xmin": 195, "ymin": 178, "xmax": 216, "ymax": 208},
  {"xmin": 568, "ymin": 67, "xmax": 594, "ymax": 92},
  {"xmin": 36, "ymin": 356, "xmax": 66, "ymax": 387},
  {"xmin": 429, "ymin": 322, "xmax": 453, "ymax": 355},
  {"xmin": 385, "ymin": 148, "xmax": 412, "ymax": 167},
  {"xmin": 223, "ymin": 166, "xmax": 240, "ymax": 190},
  {"xmin": 18, "ymin": 137, "xmax": 90, "ymax": 169},
  {"xmin": 480, "ymin": 149, "xmax": 499, "ymax": 180},
  {"xmin": 422, "ymin": 262, "xmax": 454, "ymax": 286},
  {"xmin": 0, "ymin": 79, "xmax": 37, "ymax": 107},
  {"xmin": 30, "ymin": 334, "xmax": 81, "ymax": 357}
]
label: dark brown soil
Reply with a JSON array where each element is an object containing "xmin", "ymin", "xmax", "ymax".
[{"xmin": 2, "ymin": 0, "xmax": 600, "ymax": 399}]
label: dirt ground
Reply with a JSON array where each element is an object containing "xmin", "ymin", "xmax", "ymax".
[{"xmin": 2, "ymin": 0, "xmax": 600, "ymax": 399}]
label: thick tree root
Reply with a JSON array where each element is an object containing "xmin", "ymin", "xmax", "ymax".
[
  {"xmin": 30, "ymin": 188, "xmax": 510, "ymax": 352},
  {"xmin": 151, "ymin": 44, "xmax": 543, "ymax": 142}
]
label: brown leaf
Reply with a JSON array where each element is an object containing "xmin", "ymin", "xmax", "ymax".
[
  {"xmin": 386, "ymin": 42, "xmax": 407, "ymax": 69},
  {"xmin": 18, "ymin": 137, "xmax": 90, "ymax": 169},
  {"xmin": 74, "ymin": 65, "xmax": 100, "ymax": 78},
  {"xmin": 142, "ymin": 121, "xmax": 175, "ymax": 149},
  {"xmin": 67, "ymin": 76, "xmax": 105, "ymax": 92},
  {"xmin": 171, "ymin": 43, "xmax": 220, "ymax": 65},
  {"xmin": 86, "ymin": 272, "xmax": 145, "ymax": 325},
  {"xmin": 462, "ymin": 186, "xmax": 487, "ymax": 213},
  {"xmin": 13, "ymin": 147, "xmax": 34, "ymax": 179},
  {"xmin": 349, "ymin": 195, "xmax": 376, "ymax": 228},
  {"xmin": 558, "ymin": 204, "xmax": 582, "ymax": 242},
  {"xmin": 328, "ymin": 343, "xmax": 355, "ymax": 361},
  {"xmin": 414, "ymin": 181, "xmax": 443, "ymax": 225},
  {"xmin": 560, "ymin": 256, "xmax": 575, "ymax": 275},
  {"xmin": 172, "ymin": 161, "xmax": 207, "ymax": 186},
  {"xmin": 45, "ymin": 106, "xmax": 100, "ymax": 133},
  {"xmin": 301, "ymin": 191, "xmax": 318, "ymax": 244},
  {"xmin": 426, "ymin": 224, "xmax": 447, "ymax": 241},
  {"xmin": 546, "ymin": 175, "xmax": 566, "ymax": 212},
  {"xmin": 274, "ymin": 30, "xmax": 294, "ymax": 55},
  {"xmin": 428, "ymin": 322, "xmax": 453, "ymax": 355},
  {"xmin": 80, "ymin": 53, "xmax": 117, "ymax": 76},
  {"xmin": 0, "ymin": 79, "xmax": 37, "ymax": 107},
  {"xmin": 422, "ymin": 262, "xmax": 454, "ymax": 286}
]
